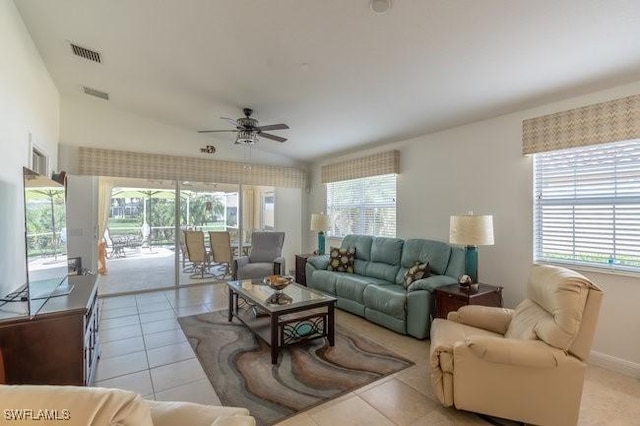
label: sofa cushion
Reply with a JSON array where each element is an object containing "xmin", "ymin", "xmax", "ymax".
[
  {"xmin": 327, "ymin": 246, "xmax": 355, "ymax": 273},
  {"xmin": 236, "ymin": 262, "xmax": 274, "ymax": 280},
  {"xmin": 147, "ymin": 401, "xmax": 254, "ymax": 426},
  {"xmin": 363, "ymin": 284, "xmax": 407, "ymax": 319},
  {"xmin": 309, "ymin": 269, "xmax": 339, "ymax": 294},
  {"xmin": 371, "ymin": 237, "xmax": 404, "ymax": 264},
  {"xmin": 341, "ymin": 235, "xmax": 373, "ymax": 261},
  {"xmin": 403, "ymin": 262, "xmax": 431, "ymax": 288},
  {"xmin": 249, "ymin": 231, "xmax": 284, "ymax": 263},
  {"xmin": 396, "ymin": 239, "xmax": 452, "ymax": 285},
  {"xmin": 336, "ymin": 274, "xmax": 372, "ymax": 304}
]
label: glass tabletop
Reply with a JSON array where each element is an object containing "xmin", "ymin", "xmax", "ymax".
[{"xmin": 227, "ymin": 279, "xmax": 336, "ymax": 313}]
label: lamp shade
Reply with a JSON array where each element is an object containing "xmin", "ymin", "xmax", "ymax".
[
  {"xmin": 449, "ymin": 215, "xmax": 494, "ymax": 246},
  {"xmin": 310, "ymin": 213, "xmax": 330, "ymax": 232}
]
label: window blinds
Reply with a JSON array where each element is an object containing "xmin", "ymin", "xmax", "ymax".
[
  {"xmin": 326, "ymin": 174, "xmax": 396, "ymax": 238},
  {"xmin": 534, "ymin": 139, "xmax": 640, "ymax": 271}
]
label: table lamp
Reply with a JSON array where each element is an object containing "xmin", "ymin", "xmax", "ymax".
[
  {"xmin": 310, "ymin": 213, "xmax": 331, "ymax": 255},
  {"xmin": 449, "ymin": 213, "xmax": 494, "ymax": 285}
]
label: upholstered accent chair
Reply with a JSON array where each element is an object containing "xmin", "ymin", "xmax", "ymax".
[
  {"xmin": 209, "ymin": 231, "xmax": 233, "ymax": 278},
  {"xmin": 430, "ymin": 264, "xmax": 603, "ymax": 426},
  {"xmin": 183, "ymin": 231, "xmax": 213, "ymax": 279},
  {"xmin": 233, "ymin": 231, "xmax": 285, "ymax": 280}
]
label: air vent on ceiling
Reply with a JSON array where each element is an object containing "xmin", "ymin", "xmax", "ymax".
[
  {"xmin": 70, "ymin": 43, "xmax": 101, "ymax": 63},
  {"xmin": 83, "ymin": 86, "xmax": 109, "ymax": 100}
]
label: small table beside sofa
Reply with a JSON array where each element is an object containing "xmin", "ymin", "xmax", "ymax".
[{"xmin": 305, "ymin": 234, "xmax": 466, "ymax": 339}]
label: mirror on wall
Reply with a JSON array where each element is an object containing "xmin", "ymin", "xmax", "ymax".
[{"xmin": 22, "ymin": 167, "xmax": 72, "ymax": 315}]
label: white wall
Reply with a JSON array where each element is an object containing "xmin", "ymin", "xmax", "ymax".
[
  {"xmin": 307, "ymin": 80, "xmax": 640, "ymax": 374},
  {"xmin": 0, "ymin": 1, "xmax": 59, "ymax": 301},
  {"xmin": 275, "ymin": 187, "xmax": 303, "ymax": 275},
  {"xmin": 58, "ymin": 95, "xmax": 301, "ymax": 173},
  {"xmin": 66, "ymin": 175, "xmax": 98, "ymax": 273}
]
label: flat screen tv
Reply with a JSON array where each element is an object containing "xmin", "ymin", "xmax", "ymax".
[{"xmin": 0, "ymin": 168, "xmax": 73, "ymax": 317}]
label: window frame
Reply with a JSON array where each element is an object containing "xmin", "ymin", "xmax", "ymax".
[{"xmin": 533, "ymin": 139, "xmax": 640, "ymax": 274}]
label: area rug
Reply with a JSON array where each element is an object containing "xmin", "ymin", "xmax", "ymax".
[{"xmin": 178, "ymin": 310, "xmax": 414, "ymax": 426}]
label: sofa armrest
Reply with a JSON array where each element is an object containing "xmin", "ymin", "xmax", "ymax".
[
  {"xmin": 0, "ymin": 385, "xmax": 153, "ymax": 425},
  {"xmin": 447, "ymin": 305, "xmax": 513, "ymax": 335},
  {"xmin": 306, "ymin": 254, "xmax": 330, "ymax": 270},
  {"xmin": 457, "ymin": 336, "xmax": 566, "ymax": 369},
  {"xmin": 147, "ymin": 401, "xmax": 255, "ymax": 426},
  {"xmin": 234, "ymin": 256, "xmax": 249, "ymax": 268},
  {"xmin": 407, "ymin": 275, "xmax": 458, "ymax": 292},
  {"xmin": 232, "ymin": 256, "xmax": 249, "ymax": 279}
]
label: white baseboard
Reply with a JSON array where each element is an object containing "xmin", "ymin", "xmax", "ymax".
[{"xmin": 589, "ymin": 350, "xmax": 640, "ymax": 377}]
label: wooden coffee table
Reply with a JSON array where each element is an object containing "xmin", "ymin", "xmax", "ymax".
[{"xmin": 227, "ymin": 279, "xmax": 337, "ymax": 364}]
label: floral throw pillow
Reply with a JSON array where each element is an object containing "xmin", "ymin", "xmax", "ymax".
[
  {"xmin": 327, "ymin": 246, "xmax": 356, "ymax": 273},
  {"xmin": 403, "ymin": 261, "xmax": 431, "ymax": 288}
]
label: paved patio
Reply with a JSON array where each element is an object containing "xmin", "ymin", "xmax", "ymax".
[{"xmin": 98, "ymin": 246, "xmax": 227, "ymax": 296}]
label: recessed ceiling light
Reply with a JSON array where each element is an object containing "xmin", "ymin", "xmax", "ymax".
[{"xmin": 370, "ymin": 0, "xmax": 392, "ymax": 14}]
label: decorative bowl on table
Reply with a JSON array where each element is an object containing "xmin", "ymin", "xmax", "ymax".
[{"xmin": 264, "ymin": 275, "xmax": 294, "ymax": 294}]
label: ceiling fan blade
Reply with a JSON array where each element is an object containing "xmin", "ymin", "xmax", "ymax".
[
  {"xmin": 197, "ymin": 130, "xmax": 239, "ymax": 134},
  {"xmin": 256, "ymin": 123, "xmax": 289, "ymax": 132},
  {"xmin": 220, "ymin": 117, "xmax": 238, "ymax": 126},
  {"xmin": 259, "ymin": 132, "xmax": 287, "ymax": 143}
]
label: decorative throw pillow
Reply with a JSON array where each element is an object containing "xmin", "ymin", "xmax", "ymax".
[
  {"xmin": 327, "ymin": 246, "xmax": 356, "ymax": 273},
  {"xmin": 403, "ymin": 261, "xmax": 431, "ymax": 288}
]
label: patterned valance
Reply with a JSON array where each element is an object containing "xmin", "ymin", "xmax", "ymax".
[
  {"xmin": 321, "ymin": 150, "xmax": 399, "ymax": 184},
  {"xmin": 522, "ymin": 93, "xmax": 640, "ymax": 155},
  {"xmin": 78, "ymin": 147, "xmax": 306, "ymax": 188}
]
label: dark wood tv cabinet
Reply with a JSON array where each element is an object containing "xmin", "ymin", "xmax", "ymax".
[{"xmin": 0, "ymin": 274, "xmax": 99, "ymax": 386}]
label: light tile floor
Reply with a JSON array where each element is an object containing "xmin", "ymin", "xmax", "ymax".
[{"xmin": 97, "ymin": 283, "xmax": 640, "ymax": 425}]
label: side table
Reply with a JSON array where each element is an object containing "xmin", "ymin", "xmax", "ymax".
[
  {"xmin": 294, "ymin": 254, "xmax": 315, "ymax": 286},
  {"xmin": 434, "ymin": 283, "xmax": 503, "ymax": 319}
]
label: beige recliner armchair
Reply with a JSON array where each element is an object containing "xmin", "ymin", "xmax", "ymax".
[{"xmin": 430, "ymin": 264, "xmax": 603, "ymax": 426}]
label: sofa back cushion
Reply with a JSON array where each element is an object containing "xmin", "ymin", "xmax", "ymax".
[
  {"xmin": 249, "ymin": 231, "xmax": 285, "ymax": 263},
  {"xmin": 505, "ymin": 265, "xmax": 593, "ymax": 351},
  {"xmin": 395, "ymin": 239, "xmax": 452, "ymax": 285},
  {"xmin": 364, "ymin": 237, "xmax": 403, "ymax": 282},
  {"xmin": 341, "ymin": 234, "xmax": 373, "ymax": 275}
]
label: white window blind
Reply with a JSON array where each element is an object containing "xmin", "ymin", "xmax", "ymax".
[
  {"xmin": 534, "ymin": 139, "xmax": 640, "ymax": 272},
  {"xmin": 326, "ymin": 174, "xmax": 396, "ymax": 238}
]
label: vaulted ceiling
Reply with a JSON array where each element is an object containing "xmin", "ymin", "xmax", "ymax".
[{"xmin": 15, "ymin": 0, "xmax": 640, "ymax": 162}]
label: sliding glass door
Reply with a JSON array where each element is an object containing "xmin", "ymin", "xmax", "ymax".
[
  {"xmin": 97, "ymin": 177, "xmax": 278, "ymax": 295},
  {"xmin": 99, "ymin": 178, "xmax": 178, "ymax": 295}
]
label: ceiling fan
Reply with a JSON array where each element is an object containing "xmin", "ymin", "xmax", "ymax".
[{"xmin": 198, "ymin": 108, "xmax": 289, "ymax": 144}]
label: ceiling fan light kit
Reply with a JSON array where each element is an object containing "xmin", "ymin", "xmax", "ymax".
[{"xmin": 236, "ymin": 130, "xmax": 259, "ymax": 145}]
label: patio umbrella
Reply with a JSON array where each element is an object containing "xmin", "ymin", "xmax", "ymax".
[
  {"xmin": 111, "ymin": 188, "xmax": 181, "ymax": 246},
  {"xmin": 25, "ymin": 186, "xmax": 65, "ymax": 260}
]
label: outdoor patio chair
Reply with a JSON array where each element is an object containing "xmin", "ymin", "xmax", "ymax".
[
  {"xmin": 103, "ymin": 228, "xmax": 126, "ymax": 258},
  {"xmin": 179, "ymin": 227, "xmax": 194, "ymax": 272},
  {"xmin": 183, "ymin": 230, "xmax": 213, "ymax": 279},
  {"xmin": 209, "ymin": 231, "xmax": 233, "ymax": 279}
]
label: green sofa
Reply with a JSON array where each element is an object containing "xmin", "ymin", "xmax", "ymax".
[{"xmin": 305, "ymin": 234, "xmax": 465, "ymax": 339}]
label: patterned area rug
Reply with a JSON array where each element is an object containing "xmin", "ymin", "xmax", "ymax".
[{"xmin": 178, "ymin": 310, "xmax": 414, "ymax": 426}]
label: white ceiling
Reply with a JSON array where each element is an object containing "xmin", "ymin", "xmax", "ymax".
[{"xmin": 14, "ymin": 0, "xmax": 640, "ymax": 162}]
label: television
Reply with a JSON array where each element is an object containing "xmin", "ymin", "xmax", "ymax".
[{"xmin": 0, "ymin": 168, "xmax": 73, "ymax": 317}]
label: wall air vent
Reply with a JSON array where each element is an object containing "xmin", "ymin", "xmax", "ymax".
[
  {"xmin": 70, "ymin": 43, "xmax": 101, "ymax": 63},
  {"xmin": 83, "ymin": 86, "xmax": 109, "ymax": 100}
]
